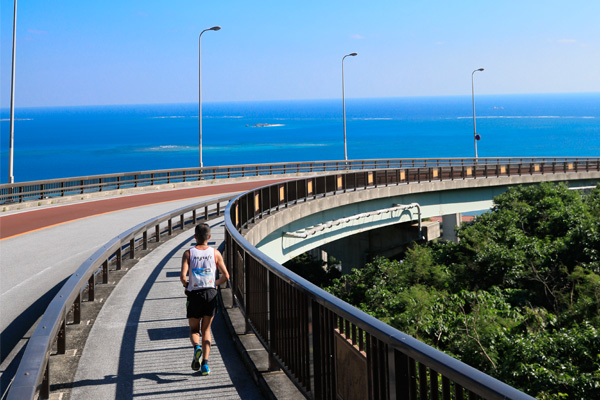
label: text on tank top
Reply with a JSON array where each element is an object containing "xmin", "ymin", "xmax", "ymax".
[{"xmin": 188, "ymin": 247, "xmax": 217, "ymax": 290}]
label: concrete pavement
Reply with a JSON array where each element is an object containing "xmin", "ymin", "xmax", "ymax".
[{"xmin": 70, "ymin": 218, "xmax": 266, "ymax": 399}]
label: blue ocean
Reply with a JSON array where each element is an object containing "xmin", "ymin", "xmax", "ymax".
[{"xmin": 1, "ymin": 93, "xmax": 599, "ymax": 184}]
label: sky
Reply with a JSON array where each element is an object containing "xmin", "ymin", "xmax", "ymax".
[{"xmin": 1, "ymin": 0, "xmax": 599, "ymax": 108}]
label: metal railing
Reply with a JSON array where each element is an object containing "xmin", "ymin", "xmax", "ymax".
[
  {"xmin": 6, "ymin": 195, "xmax": 235, "ymax": 400},
  {"xmin": 5, "ymin": 157, "xmax": 599, "ymax": 399},
  {"xmin": 223, "ymin": 158, "xmax": 600, "ymax": 400},
  {"xmin": 2, "ymin": 157, "xmax": 597, "ymax": 205}
]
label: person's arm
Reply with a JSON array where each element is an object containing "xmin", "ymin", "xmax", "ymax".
[
  {"xmin": 181, "ymin": 249, "xmax": 190, "ymax": 289},
  {"xmin": 214, "ymin": 249, "xmax": 230, "ymax": 287}
]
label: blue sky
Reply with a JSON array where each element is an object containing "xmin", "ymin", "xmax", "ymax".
[{"xmin": 1, "ymin": 0, "xmax": 599, "ymax": 108}]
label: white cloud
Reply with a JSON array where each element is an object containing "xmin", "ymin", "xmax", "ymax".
[
  {"xmin": 350, "ymin": 34, "xmax": 365, "ymax": 40},
  {"xmin": 27, "ymin": 29, "xmax": 47, "ymax": 35},
  {"xmin": 557, "ymin": 39, "xmax": 577, "ymax": 44},
  {"xmin": 435, "ymin": 41, "xmax": 445, "ymax": 45}
]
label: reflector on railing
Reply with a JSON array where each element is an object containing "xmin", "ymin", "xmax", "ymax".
[
  {"xmin": 307, "ymin": 180, "xmax": 313, "ymax": 195},
  {"xmin": 337, "ymin": 176, "xmax": 343, "ymax": 189},
  {"xmin": 466, "ymin": 167, "xmax": 472, "ymax": 176},
  {"xmin": 254, "ymin": 193, "xmax": 260, "ymax": 213},
  {"xmin": 534, "ymin": 164, "xmax": 540, "ymax": 172},
  {"xmin": 501, "ymin": 166, "xmax": 506, "ymax": 174},
  {"xmin": 279, "ymin": 186, "xmax": 285, "ymax": 202},
  {"xmin": 400, "ymin": 171, "xmax": 406, "ymax": 180},
  {"xmin": 368, "ymin": 172, "xmax": 373, "ymax": 185},
  {"xmin": 432, "ymin": 168, "xmax": 438, "ymax": 178},
  {"xmin": 568, "ymin": 163, "xmax": 574, "ymax": 170}
]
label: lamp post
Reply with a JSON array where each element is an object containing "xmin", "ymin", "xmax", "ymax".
[
  {"xmin": 471, "ymin": 68, "xmax": 484, "ymax": 159},
  {"xmin": 342, "ymin": 52, "xmax": 357, "ymax": 162},
  {"xmin": 198, "ymin": 26, "xmax": 221, "ymax": 169},
  {"xmin": 8, "ymin": 0, "xmax": 17, "ymax": 184}
]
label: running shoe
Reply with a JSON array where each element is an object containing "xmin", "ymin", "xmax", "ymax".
[
  {"xmin": 201, "ymin": 363, "xmax": 210, "ymax": 376},
  {"xmin": 191, "ymin": 346, "xmax": 202, "ymax": 371}
]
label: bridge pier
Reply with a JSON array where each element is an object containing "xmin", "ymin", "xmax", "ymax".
[
  {"xmin": 442, "ymin": 213, "xmax": 462, "ymax": 242},
  {"xmin": 319, "ymin": 221, "xmax": 440, "ymax": 273}
]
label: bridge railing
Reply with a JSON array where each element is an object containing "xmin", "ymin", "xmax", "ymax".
[
  {"xmin": 222, "ymin": 158, "xmax": 600, "ymax": 399},
  {"xmin": 2, "ymin": 157, "xmax": 596, "ymax": 204},
  {"xmin": 6, "ymin": 195, "xmax": 235, "ymax": 400}
]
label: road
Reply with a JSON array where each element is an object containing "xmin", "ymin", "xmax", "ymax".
[{"xmin": 0, "ymin": 179, "xmax": 286, "ymax": 365}]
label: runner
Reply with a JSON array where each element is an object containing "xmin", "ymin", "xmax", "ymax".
[{"xmin": 180, "ymin": 223, "xmax": 230, "ymax": 375}]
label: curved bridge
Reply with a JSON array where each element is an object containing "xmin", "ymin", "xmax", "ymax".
[
  {"xmin": 5, "ymin": 157, "xmax": 599, "ymax": 399},
  {"xmin": 246, "ymin": 166, "xmax": 599, "ymax": 268},
  {"xmin": 224, "ymin": 158, "xmax": 599, "ymax": 400}
]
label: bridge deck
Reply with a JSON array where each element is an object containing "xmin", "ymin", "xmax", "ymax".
[{"xmin": 70, "ymin": 218, "xmax": 265, "ymax": 399}]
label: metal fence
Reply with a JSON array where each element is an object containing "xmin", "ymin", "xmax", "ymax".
[
  {"xmin": 5, "ymin": 157, "xmax": 599, "ymax": 399},
  {"xmin": 223, "ymin": 158, "xmax": 600, "ymax": 400},
  {"xmin": 6, "ymin": 195, "xmax": 235, "ymax": 400},
  {"xmin": 2, "ymin": 157, "xmax": 597, "ymax": 204}
]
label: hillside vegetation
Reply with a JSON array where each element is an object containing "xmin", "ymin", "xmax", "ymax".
[{"xmin": 323, "ymin": 183, "xmax": 600, "ymax": 399}]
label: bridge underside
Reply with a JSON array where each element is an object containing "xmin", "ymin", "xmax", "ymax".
[{"xmin": 245, "ymin": 174, "xmax": 600, "ymax": 266}]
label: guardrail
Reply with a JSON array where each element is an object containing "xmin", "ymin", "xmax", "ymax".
[
  {"xmin": 223, "ymin": 158, "xmax": 600, "ymax": 399},
  {"xmin": 6, "ymin": 195, "xmax": 235, "ymax": 400},
  {"xmin": 2, "ymin": 157, "xmax": 597, "ymax": 205}
]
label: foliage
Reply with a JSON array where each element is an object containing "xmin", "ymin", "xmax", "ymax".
[
  {"xmin": 324, "ymin": 183, "xmax": 600, "ymax": 399},
  {"xmin": 283, "ymin": 253, "xmax": 341, "ymax": 288}
]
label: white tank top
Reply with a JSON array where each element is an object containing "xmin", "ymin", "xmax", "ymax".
[{"xmin": 187, "ymin": 247, "xmax": 217, "ymax": 291}]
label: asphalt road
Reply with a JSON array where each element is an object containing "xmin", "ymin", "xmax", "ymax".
[{"xmin": 0, "ymin": 179, "xmax": 285, "ymax": 365}]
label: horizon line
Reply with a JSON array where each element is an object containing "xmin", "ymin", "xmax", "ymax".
[{"xmin": 1, "ymin": 91, "xmax": 599, "ymax": 111}]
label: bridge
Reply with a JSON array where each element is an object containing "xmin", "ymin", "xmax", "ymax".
[{"xmin": 2, "ymin": 157, "xmax": 599, "ymax": 399}]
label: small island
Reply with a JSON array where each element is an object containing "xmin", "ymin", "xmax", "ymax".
[{"xmin": 245, "ymin": 123, "xmax": 285, "ymax": 128}]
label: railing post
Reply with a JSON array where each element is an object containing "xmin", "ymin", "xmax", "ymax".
[
  {"xmin": 73, "ymin": 293, "xmax": 81, "ymax": 324},
  {"xmin": 268, "ymin": 271, "xmax": 279, "ymax": 371},
  {"xmin": 180, "ymin": 214, "xmax": 184, "ymax": 230},
  {"xmin": 130, "ymin": 238, "xmax": 135, "ymax": 259},
  {"xmin": 205, "ymin": 206, "xmax": 209, "ymax": 221},
  {"xmin": 143, "ymin": 231, "xmax": 148, "ymax": 250},
  {"xmin": 155, "ymin": 225, "xmax": 160, "ymax": 243},
  {"xmin": 88, "ymin": 274, "xmax": 95, "ymax": 301},
  {"xmin": 102, "ymin": 260, "xmax": 109, "ymax": 284},
  {"xmin": 307, "ymin": 297, "xmax": 316, "ymax": 395},
  {"xmin": 193, "ymin": 209, "xmax": 197, "ymax": 224},
  {"xmin": 168, "ymin": 219, "xmax": 173, "ymax": 236},
  {"xmin": 57, "ymin": 318, "xmax": 66, "ymax": 354},
  {"xmin": 116, "ymin": 248, "xmax": 122, "ymax": 270},
  {"xmin": 40, "ymin": 360, "xmax": 50, "ymax": 400}
]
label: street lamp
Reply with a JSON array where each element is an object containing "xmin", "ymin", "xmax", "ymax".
[
  {"xmin": 342, "ymin": 52, "xmax": 357, "ymax": 162},
  {"xmin": 471, "ymin": 68, "xmax": 484, "ymax": 158},
  {"xmin": 198, "ymin": 25, "xmax": 221, "ymax": 169},
  {"xmin": 8, "ymin": 0, "xmax": 18, "ymax": 184}
]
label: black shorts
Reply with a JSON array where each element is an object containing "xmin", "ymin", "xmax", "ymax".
[{"xmin": 186, "ymin": 288, "xmax": 218, "ymax": 318}]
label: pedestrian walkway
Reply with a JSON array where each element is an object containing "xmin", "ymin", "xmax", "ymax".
[{"xmin": 70, "ymin": 218, "xmax": 264, "ymax": 399}]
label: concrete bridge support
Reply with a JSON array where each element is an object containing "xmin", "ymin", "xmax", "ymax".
[
  {"xmin": 442, "ymin": 213, "xmax": 462, "ymax": 242},
  {"xmin": 319, "ymin": 220, "xmax": 440, "ymax": 273}
]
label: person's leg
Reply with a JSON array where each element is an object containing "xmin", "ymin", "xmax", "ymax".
[
  {"xmin": 189, "ymin": 317, "xmax": 202, "ymax": 370},
  {"xmin": 188, "ymin": 317, "xmax": 201, "ymax": 346},
  {"xmin": 200, "ymin": 315, "xmax": 214, "ymax": 360}
]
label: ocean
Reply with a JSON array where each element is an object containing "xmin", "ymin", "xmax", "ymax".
[{"xmin": 1, "ymin": 93, "xmax": 599, "ymax": 184}]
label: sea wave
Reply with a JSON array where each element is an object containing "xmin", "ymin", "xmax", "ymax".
[
  {"xmin": 456, "ymin": 116, "xmax": 596, "ymax": 120},
  {"xmin": 204, "ymin": 115, "xmax": 243, "ymax": 119},
  {"xmin": 137, "ymin": 145, "xmax": 194, "ymax": 152},
  {"xmin": 351, "ymin": 117, "xmax": 394, "ymax": 121},
  {"xmin": 205, "ymin": 143, "xmax": 330, "ymax": 151},
  {"xmin": 0, "ymin": 118, "xmax": 33, "ymax": 121},
  {"xmin": 150, "ymin": 116, "xmax": 187, "ymax": 119}
]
